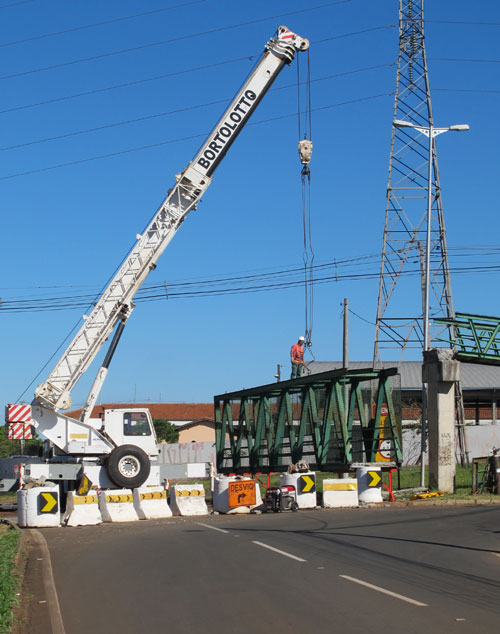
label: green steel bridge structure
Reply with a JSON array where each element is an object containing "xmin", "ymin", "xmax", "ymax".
[
  {"xmin": 214, "ymin": 368, "xmax": 402, "ymax": 474},
  {"xmin": 435, "ymin": 312, "xmax": 500, "ymax": 365}
]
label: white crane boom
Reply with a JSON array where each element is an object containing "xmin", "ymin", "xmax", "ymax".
[{"xmin": 32, "ymin": 26, "xmax": 308, "ymax": 421}]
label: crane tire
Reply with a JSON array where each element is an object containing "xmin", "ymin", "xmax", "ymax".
[{"xmin": 106, "ymin": 445, "xmax": 151, "ymax": 489}]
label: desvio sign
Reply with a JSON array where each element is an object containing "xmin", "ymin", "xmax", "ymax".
[{"xmin": 228, "ymin": 480, "xmax": 257, "ymax": 508}]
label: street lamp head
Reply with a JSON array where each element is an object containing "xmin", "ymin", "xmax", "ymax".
[
  {"xmin": 449, "ymin": 124, "xmax": 470, "ymax": 132},
  {"xmin": 393, "ymin": 119, "xmax": 415, "ymax": 128}
]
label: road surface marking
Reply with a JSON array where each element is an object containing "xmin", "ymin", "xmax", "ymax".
[
  {"xmin": 195, "ymin": 522, "xmax": 229, "ymax": 534},
  {"xmin": 339, "ymin": 575, "xmax": 428, "ymax": 607},
  {"xmin": 252, "ymin": 541, "xmax": 306, "ymax": 562}
]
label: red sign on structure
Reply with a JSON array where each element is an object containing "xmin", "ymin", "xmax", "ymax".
[
  {"xmin": 7, "ymin": 423, "xmax": 32, "ymax": 440},
  {"xmin": 6, "ymin": 404, "xmax": 32, "ymax": 423}
]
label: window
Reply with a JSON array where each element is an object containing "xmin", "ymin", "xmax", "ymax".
[{"xmin": 123, "ymin": 412, "xmax": 151, "ymax": 436}]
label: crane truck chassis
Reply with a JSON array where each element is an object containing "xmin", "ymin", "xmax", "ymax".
[{"xmin": 6, "ymin": 26, "xmax": 310, "ymax": 499}]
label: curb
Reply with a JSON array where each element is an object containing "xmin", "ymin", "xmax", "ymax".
[{"xmin": 389, "ymin": 497, "xmax": 500, "ymax": 508}]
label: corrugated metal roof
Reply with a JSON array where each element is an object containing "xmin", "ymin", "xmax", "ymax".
[{"xmin": 307, "ymin": 361, "xmax": 500, "ymax": 390}]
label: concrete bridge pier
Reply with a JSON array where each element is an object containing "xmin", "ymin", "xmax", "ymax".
[{"xmin": 422, "ymin": 348, "xmax": 460, "ymax": 493}]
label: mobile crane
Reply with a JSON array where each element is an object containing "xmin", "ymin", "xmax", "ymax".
[{"xmin": 6, "ymin": 26, "xmax": 310, "ymax": 492}]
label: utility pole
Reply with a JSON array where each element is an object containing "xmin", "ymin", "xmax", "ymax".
[
  {"xmin": 343, "ymin": 298, "xmax": 349, "ymax": 369},
  {"xmin": 343, "ymin": 298, "xmax": 349, "ymax": 417}
]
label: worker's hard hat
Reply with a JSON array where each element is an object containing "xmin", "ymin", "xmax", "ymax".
[{"xmin": 299, "ymin": 336, "xmax": 305, "ymax": 341}]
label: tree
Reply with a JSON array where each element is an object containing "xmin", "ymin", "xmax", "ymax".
[
  {"xmin": 0, "ymin": 426, "xmax": 43, "ymax": 458},
  {"xmin": 153, "ymin": 419, "xmax": 179, "ymax": 444}
]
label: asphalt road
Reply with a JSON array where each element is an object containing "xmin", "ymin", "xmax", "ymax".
[{"xmin": 35, "ymin": 505, "xmax": 500, "ymax": 634}]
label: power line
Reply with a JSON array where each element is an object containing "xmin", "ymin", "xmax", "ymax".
[
  {"xmin": 0, "ymin": 64, "xmax": 393, "ymax": 152},
  {"xmin": 427, "ymin": 19, "xmax": 500, "ymax": 27},
  {"xmin": 0, "ymin": 0, "xmax": 34, "ymax": 8},
  {"xmin": 0, "ymin": 57, "xmax": 252, "ymax": 116},
  {"xmin": 349, "ymin": 308, "xmax": 375, "ymax": 326},
  {"xmin": 2, "ymin": 258, "xmax": 499, "ymax": 313},
  {"xmin": 435, "ymin": 88, "xmax": 500, "ymax": 94},
  {"xmin": 314, "ymin": 24, "xmax": 395, "ymax": 43},
  {"xmin": 0, "ymin": 26, "xmax": 393, "ymax": 117},
  {"xmin": 0, "ymin": 0, "xmax": 207, "ymax": 48},
  {"xmin": 0, "ymin": 91, "xmax": 393, "ymax": 181},
  {"xmin": 0, "ymin": 1, "xmax": 351, "ymax": 82},
  {"xmin": 430, "ymin": 57, "xmax": 500, "ymax": 63}
]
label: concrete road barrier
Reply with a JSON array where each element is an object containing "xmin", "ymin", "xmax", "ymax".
[
  {"xmin": 169, "ymin": 484, "xmax": 208, "ymax": 516},
  {"xmin": 17, "ymin": 485, "xmax": 61, "ymax": 528},
  {"xmin": 64, "ymin": 492, "xmax": 102, "ymax": 526},
  {"xmin": 98, "ymin": 489, "xmax": 140, "ymax": 522},
  {"xmin": 357, "ymin": 467, "xmax": 383, "ymax": 504},
  {"xmin": 133, "ymin": 486, "xmax": 172, "ymax": 519},
  {"xmin": 212, "ymin": 476, "xmax": 263, "ymax": 514},
  {"xmin": 322, "ymin": 479, "xmax": 359, "ymax": 508},
  {"xmin": 280, "ymin": 472, "xmax": 317, "ymax": 509}
]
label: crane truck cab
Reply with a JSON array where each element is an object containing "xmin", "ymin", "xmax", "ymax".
[{"xmin": 97, "ymin": 408, "xmax": 158, "ymax": 457}]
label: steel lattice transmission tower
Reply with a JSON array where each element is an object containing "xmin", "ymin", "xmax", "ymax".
[{"xmin": 373, "ymin": 0, "xmax": 455, "ymax": 365}]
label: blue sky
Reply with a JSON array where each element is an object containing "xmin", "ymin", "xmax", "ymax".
[{"xmin": 1, "ymin": 0, "xmax": 499, "ymax": 409}]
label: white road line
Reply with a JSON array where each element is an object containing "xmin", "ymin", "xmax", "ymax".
[
  {"xmin": 252, "ymin": 541, "xmax": 307, "ymax": 562},
  {"xmin": 195, "ymin": 522, "xmax": 229, "ymax": 534},
  {"xmin": 339, "ymin": 575, "xmax": 428, "ymax": 607}
]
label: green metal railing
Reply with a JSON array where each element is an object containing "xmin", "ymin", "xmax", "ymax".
[
  {"xmin": 435, "ymin": 312, "xmax": 500, "ymax": 364},
  {"xmin": 214, "ymin": 368, "xmax": 402, "ymax": 473}
]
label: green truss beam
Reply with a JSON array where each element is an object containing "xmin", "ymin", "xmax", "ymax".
[
  {"xmin": 214, "ymin": 368, "xmax": 402, "ymax": 473},
  {"xmin": 435, "ymin": 312, "xmax": 500, "ymax": 365}
]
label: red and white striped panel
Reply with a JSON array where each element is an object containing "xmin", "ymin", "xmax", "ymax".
[
  {"xmin": 7, "ymin": 422, "xmax": 32, "ymax": 440},
  {"xmin": 6, "ymin": 404, "xmax": 32, "ymax": 423},
  {"xmin": 278, "ymin": 28, "xmax": 295, "ymax": 42}
]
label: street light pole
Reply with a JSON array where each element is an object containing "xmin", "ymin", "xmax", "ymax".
[{"xmin": 393, "ymin": 119, "xmax": 469, "ymax": 487}]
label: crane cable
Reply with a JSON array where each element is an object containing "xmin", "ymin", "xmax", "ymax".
[{"xmin": 297, "ymin": 50, "xmax": 314, "ymax": 353}]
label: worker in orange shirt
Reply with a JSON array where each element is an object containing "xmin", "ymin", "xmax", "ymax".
[{"xmin": 290, "ymin": 336, "xmax": 305, "ymax": 379}]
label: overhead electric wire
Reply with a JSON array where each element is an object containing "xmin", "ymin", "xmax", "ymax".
[
  {"xmin": 314, "ymin": 23, "xmax": 395, "ymax": 43},
  {"xmin": 26, "ymin": 245, "xmax": 500, "ymax": 295},
  {"xmin": 0, "ymin": 92, "xmax": 393, "ymax": 181},
  {"xmin": 0, "ymin": 0, "xmax": 34, "ymax": 8},
  {"xmin": 430, "ymin": 57, "xmax": 500, "ymax": 63},
  {"xmin": 3, "ymin": 256, "xmax": 500, "ymax": 314},
  {"xmin": 427, "ymin": 19, "xmax": 500, "ymax": 27},
  {"xmin": 4, "ymin": 263, "xmax": 500, "ymax": 314},
  {"xmin": 0, "ymin": 57, "xmax": 254, "ymax": 116},
  {"xmin": 0, "ymin": 1, "xmax": 352, "ymax": 82},
  {"xmin": 0, "ymin": 255, "xmax": 383, "ymax": 303},
  {"xmin": 0, "ymin": 32, "xmax": 394, "ymax": 117},
  {"xmin": 0, "ymin": 0, "xmax": 208, "ymax": 48},
  {"xmin": 435, "ymin": 88, "xmax": 500, "ymax": 94},
  {"xmin": 0, "ymin": 64, "xmax": 393, "ymax": 152}
]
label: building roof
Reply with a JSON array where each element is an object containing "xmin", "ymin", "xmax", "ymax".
[
  {"xmin": 67, "ymin": 402, "xmax": 214, "ymax": 421},
  {"xmin": 176, "ymin": 418, "xmax": 215, "ymax": 431},
  {"xmin": 308, "ymin": 361, "xmax": 500, "ymax": 390}
]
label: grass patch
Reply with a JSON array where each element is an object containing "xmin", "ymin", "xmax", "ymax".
[
  {"xmin": 0, "ymin": 494, "xmax": 17, "ymax": 505},
  {"xmin": 0, "ymin": 524, "xmax": 20, "ymax": 634},
  {"xmin": 380, "ymin": 465, "xmax": 474, "ymax": 495}
]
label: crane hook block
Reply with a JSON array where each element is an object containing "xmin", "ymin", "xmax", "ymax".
[{"xmin": 298, "ymin": 139, "xmax": 313, "ymax": 165}]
